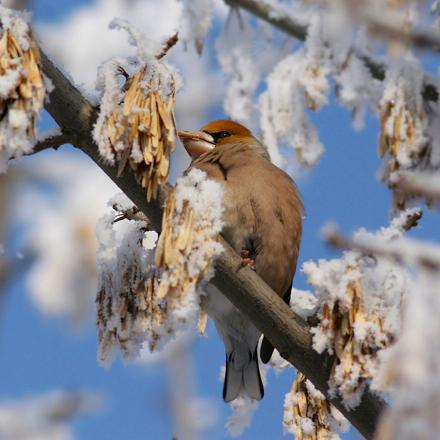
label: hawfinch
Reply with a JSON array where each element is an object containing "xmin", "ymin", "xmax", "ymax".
[{"xmin": 178, "ymin": 120, "xmax": 303, "ymax": 402}]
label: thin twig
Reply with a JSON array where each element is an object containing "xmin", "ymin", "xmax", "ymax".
[
  {"xmin": 397, "ymin": 173, "xmax": 440, "ymax": 203},
  {"xmin": 156, "ymin": 32, "xmax": 179, "ymax": 60},
  {"xmin": 326, "ymin": 228, "xmax": 440, "ymax": 272},
  {"xmin": 28, "ymin": 132, "xmax": 74, "ymax": 157}
]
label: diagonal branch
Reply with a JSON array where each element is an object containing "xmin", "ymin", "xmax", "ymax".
[
  {"xmin": 224, "ymin": 0, "xmax": 439, "ymax": 103},
  {"xmin": 40, "ymin": 50, "xmax": 386, "ymax": 440}
]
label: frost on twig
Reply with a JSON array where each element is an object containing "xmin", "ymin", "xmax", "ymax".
[
  {"xmin": 283, "ymin": 372, "xmax": 348, "ymax": 440},
  {"xmin": 378, "ymin": 59, "xmax": 440, "ymax": 211},
  {"xmin": 303, "ymin": 210, "xmax": 416, "ymax": 408},
  {"xmin": 93, "ymin": 21, "xmax": 180, "ymax": 201},
  {"xmin": 259, "ymin": 15, "xmax": 328, "ymax": 167},
  {"xmin": 96, "ymin": 194, "xmax": 158, "ymax": 365},
  {"xmin": 0, "ymin": 6, "xmax": 46, "ymax": 172},
  {"xmin": 179, "ymin": 0, "xmax": 214, "ymax": 55},
  {"xmin": 96, "ymin": 170, "xmax": 224, "ymax": 364}
]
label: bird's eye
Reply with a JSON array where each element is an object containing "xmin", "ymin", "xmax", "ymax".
[{"xmin": 203, "ymin": 130, "xmax": 231, "ymax": 142}]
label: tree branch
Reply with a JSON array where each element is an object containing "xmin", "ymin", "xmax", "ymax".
[
  {"xmin": 325, "ymin": 227, "xmax": 440, "ymax": 272},
  {"xmin": 224, "ymin": 0, "xmax": 439, "ymax": 103},
  {"xmin": 40, "ymin": 50, "xmax": 386, "ymax": 439},
  {"xmin": 32, "ymin": 131, "xmax": 73, "ymax": 155}
]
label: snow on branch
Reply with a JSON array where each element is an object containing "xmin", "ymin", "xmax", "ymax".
[
  {"xmin": 378, "ymin": 59, "xmax": 440, "ymax": 211},
  {"xmin": 0, "ymin": 5, "xmax": 46, "ymax": 172},
  {"xmin": 259, "ymin": 14, "xmax": 328, "ymax": 166},
  {"xmin": 300, "ymin": 210, "xmax": 419, "ymax": 408},
  {"xmin": 397, "ymin": 171, "xmax": 440, "ymax": 205},
  {"xmin": 96, "ymin": 170, "xmax": 224, "ymax": 365},
  {"xmin": 93, "ymin": 21, "xmax": 180, "ymax": 201}
]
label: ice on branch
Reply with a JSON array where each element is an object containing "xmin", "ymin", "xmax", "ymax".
[
  {"xmin": 93, "ymin": 21, "xmax": 180, "ymax": 201},
  {"xmin": 259, "ymin": 15, "xmax": 328, "ymax": 167},
  {"xmin": 96, "ymin": 170, "xmax": 224, "ymax": 364},
  {"xmin": 283, "ymin": 372, "xmax": 348, "ymax": 440},
  {"xmin": 0, "ymin": 6, "xmax": 46, "ymax": 172},
  {"xmin": 179, "ymin": 0, "xmax": 213, "ymax": 55},
  {"xmin": 0, "ymin": 390, "xmax": 100, "ymax": 440},
  {"xmin": 303, "ymin": 210, "xmax": 415, "ymax": 408}
]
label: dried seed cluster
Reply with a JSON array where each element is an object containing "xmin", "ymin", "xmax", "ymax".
[
  {"xmin": 378, "ymin": 62, "xmax": 431, "ymax": 210},
  {"xmin": 95, "ymin": 65, "xmax": 177, "ymax": 201},
  {"xmin": 0, "ymin": 8, "xmax": 45, "ymax": 165},
  {"xmin": 96, "ymin": 218, "xmax": 158, "ymax": 364},
  {"xmin": 154, "ymin": 177, "xmax": 223, "ymax": 338},
  {"xmin": 97, "ymin": 170, "xmax": 224, "ymax": 362},
  {"xmin": 320, "ymin": 269, "xmax": 392, "ymax": 401},
  {"xmin": 283, "ymin": 373, "xmax": 347, "ymax": 440}
]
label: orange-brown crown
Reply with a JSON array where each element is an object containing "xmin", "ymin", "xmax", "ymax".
[{"xmin": 200, "ymin": 120, "xmax": 253, "ymax": 139}]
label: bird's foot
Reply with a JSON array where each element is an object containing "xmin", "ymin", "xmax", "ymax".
[{"xmin": 240, "ymin": 249, "xmax": 256, "ymax": 271}]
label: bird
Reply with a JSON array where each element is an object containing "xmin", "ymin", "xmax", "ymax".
[{"xmin": 178, "ymin": 120, "xmax": 303, "ymax": 402}]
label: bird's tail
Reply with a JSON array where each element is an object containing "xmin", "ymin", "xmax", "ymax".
[{"xmin": 223, "ymin": 347, "xmax": 264, "ymax": 402}]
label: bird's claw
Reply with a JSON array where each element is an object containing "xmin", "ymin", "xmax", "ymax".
[{"xmin": 240, "ymin": 249, "xmax": 256, "ymax": 271}]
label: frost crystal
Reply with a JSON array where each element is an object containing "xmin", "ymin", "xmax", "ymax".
[
  {"xmin": 0, "ymin": 6, "xmax": 45, "ymax": 172},
  {"xmin": 304, "ymin": 211, "xmax": 413, "ymax": 408}
]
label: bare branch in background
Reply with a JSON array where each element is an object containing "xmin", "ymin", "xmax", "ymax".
[
  {"xmin": 40, "ymin": 49, "xmax": 386, "ymax": 440},
  {"xmin": 224, "ymin": 0, "xmax": 439, "ymax": 103},
  {"xmin": 325, "ymin": 225, "xmax": 440, "ymax": 272},
  {"xmin": 397, "ymin": 173, "xmax": 440, "ymax": 204}
]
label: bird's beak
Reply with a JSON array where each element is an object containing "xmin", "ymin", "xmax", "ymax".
[{"xmin": 178, "ymin": 130, "xmax": 215, "ymax": 159}]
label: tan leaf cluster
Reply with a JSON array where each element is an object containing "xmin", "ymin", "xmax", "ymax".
[
  {"xmin": 155, "ymin": 187, "xmax": 221, "ymax": 336},
  {"xmin": 318, "ymin": 267, "xmax": 392, "ymax": 400},
  {"xmin": 103, "ymin": 67, "xmax": 177, "ymax": 201},
  {"xmin": 284, "ymin": 373, "xmax": 337, "ymax": 440},
  {"xmin": 0, "ymin": 26, "xmax": 45, "ymax": 140}
]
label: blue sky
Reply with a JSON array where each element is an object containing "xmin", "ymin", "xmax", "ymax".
[{"xmin": 1, "ymin": 1, "xmax": 439, "ymax": 440}]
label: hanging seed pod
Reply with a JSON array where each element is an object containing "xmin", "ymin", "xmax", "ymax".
[
  {"xmin": 96, "ymin": 65, "xmax": 177, "ymax": 201},
  {"xmin": 283, "ymin": 373, "xmax": 346, "ymax": 440},
  {"xmin": 314, "ymin": 266, "xmax": 395, "ymax": 403},
  {"xmin": 0, "ymin": 7, "xmax": 46, "ymax": 166},
  {"xmin": 154, "ymin": 176, "xmax": 223, "ymax": 310}
]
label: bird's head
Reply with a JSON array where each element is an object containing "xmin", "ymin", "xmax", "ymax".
[{"xmin": 178, "ymin": 120, "xmax": 255, "ymax": 159}]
